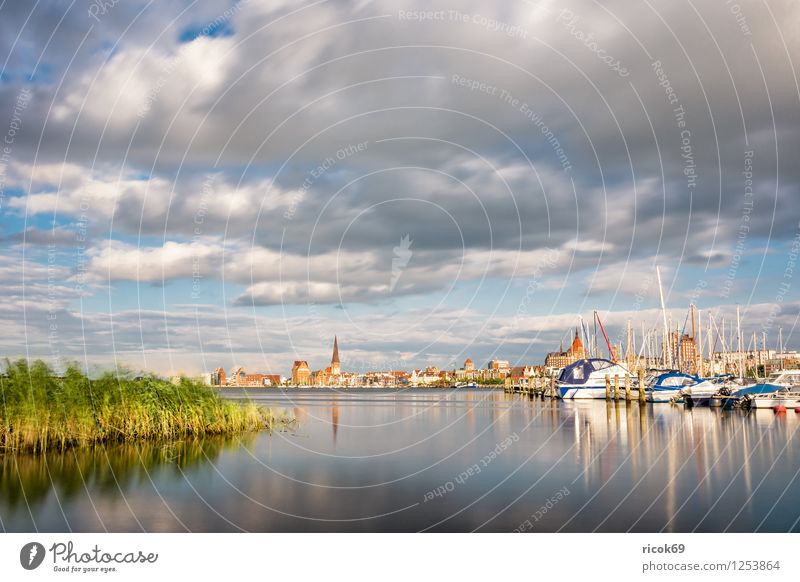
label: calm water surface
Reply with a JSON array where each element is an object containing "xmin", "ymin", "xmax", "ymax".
[{"xmin": 2, "ymin": 389, "xmax": 799, "ymax": 532}]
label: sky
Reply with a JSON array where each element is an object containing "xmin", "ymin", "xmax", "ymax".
[{"xmin": 0, "ymin": 0, "xmax": 798, "ymax": 376}]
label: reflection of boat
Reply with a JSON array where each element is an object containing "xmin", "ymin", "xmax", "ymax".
[
  {"xmin": 645, "ymin": 371, "xmax": 698, "ymax": 403},
  {"xmin": 557, "ymin": 358, "xmax": 632, "ymax": 399}
]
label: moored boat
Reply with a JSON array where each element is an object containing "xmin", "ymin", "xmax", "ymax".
[
  {"xmin": 741, "ymin": 370, "xmax": 800, "ymax": 409},
  {"xmin": 454, "ymin": 381, "xmax": 478, "ymax": 389},
  {"xmin": 745, "ymin": 389, "xmax": 800, "ymax": 410},
  {"xmin": 644, "ymin": 371, "xmax": 699, "ymax": 403},
  {"xmin": 557, "ymin": 358, "xmax": 632, "ymax": 399},
  {"xmin": 682, "ymin": 375, "xmax": 737, "ymax": 407}
]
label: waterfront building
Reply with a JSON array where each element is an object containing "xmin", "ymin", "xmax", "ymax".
[
  {"xmin": 244, "ymin": 373, "xmax": 282, "ymax": 386},
  {"xmin": 454, "ymin": 357, "xmax": 479, "ymax": 381},
  {"xmin": 312, "ymin": 369, "xmax": 327, "ymax": 386},
  {"xmin": 765, "ymin": 352, "xmax": 800, "ymax": 374},
  {"xmin": 210, "ymin": 366, "xmax": 282, "ymax": 387},
  {"xmin": 668, "ymin": 332, "xmax": 698, "ymax": 374},
  {"xmin": 545, "ymin": 329, "xmax": 586, "ymax": 371},
  {"xmin": 510, "ymin": 365, "xmax": 535, "ymax": 387},
  {"xmin": 712, "ymin": 349, "xmax": 781, "ymax": 376},
  {"xmin": 230, "ymin": 366, "xmax": 246, "ymax": 386},
  {"xmin": 410, "ymin": 368, "xmax": 442, "ymax": 386},
  {"xmin": 487, "ymin": 360, "xmax": 510, "ymax": 372},
  {"xmin": 292, "ymin": 360, "xmax": 311, "ymax": 385},
  {"xmin": 213, "ymin": 367, "xmax": 226, "ymax": 386}
]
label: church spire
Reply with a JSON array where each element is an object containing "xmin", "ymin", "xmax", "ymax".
[{"xmin": 331, "ymin": 335, "xmax": 340, "ymax": 365}]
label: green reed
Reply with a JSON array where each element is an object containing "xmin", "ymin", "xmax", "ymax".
[{"xmin": 0, "ymin": 359, "xmax": 285, "ymax": 453}]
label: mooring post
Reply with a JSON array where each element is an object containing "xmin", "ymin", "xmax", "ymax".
[
  {"xmin": 550, "ymin": 373, "xmax": 556, "ymax": 399},
  {"xmin": 638, "ymin": 369, "xmax": 646, "ymax": 404},
  {"xmin": 614, "ymin": 374, "xmax": 620, "ymax": 401},
  {"xmin": 625, "ymin": 374, "xmax": 631, "ymax": 402},
  {"xmin": 605, "ymin": 374, "xmax": 611, "ymax": 400}
]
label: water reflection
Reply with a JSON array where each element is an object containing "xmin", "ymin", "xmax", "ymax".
[
  {"xmin": 1, "ymin": 436, "xmax": 255, "ymax": 531},
  {"xmin": 1, "ymin": 389, "xmax": 798, "ymax": 532}
]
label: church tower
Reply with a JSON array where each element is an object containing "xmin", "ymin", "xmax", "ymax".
[
  {"xmin": 570, "ymin": 328, "xmax": 585, "ymax": 359},
  {"xmin": 330, "ymin": 336, "xmax": 341, "ymax": 375}
]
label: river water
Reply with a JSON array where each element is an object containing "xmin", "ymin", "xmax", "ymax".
[{"xmin": 2, "ymin": 388, "xmax": 799, "ymax": 532}]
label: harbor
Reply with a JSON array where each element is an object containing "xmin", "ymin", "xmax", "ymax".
[{"xmin": 202, "ymin": 298, "xmax": 800, "ymax": 413}]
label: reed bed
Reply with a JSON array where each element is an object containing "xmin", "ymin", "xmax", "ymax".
[{"xmin": 0, "ymin": 359, "xmax": 284, "ymax": 453}]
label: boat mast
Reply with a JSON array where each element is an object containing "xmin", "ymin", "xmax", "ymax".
[
  {"xmin": 656, "ymin": 265, "xmax": 669, "ymax": 368},
  {"xmin": 736, "ymin": 305, "xmax": 743, "ymax": 379},
  {"xmin": 690, "ymin": 303, "xmax": 697, "ymax": 375},
  {"xmin": 595, "ymin": 311, "xmax": 615, "ymax": 362},
  {"xmin": 722, "ymin": 317, "xmax": 726, "ymax": 374},
  {"xmin": 626, "ymin": 320, "xmax": 632, "ymax": 369},
  {"xmin": 697, "ymin": 307, "xmax": 704, "ymax": 377},
  {"xmin": 707, "ymin": 311, "xmax": 713, "ymax": 375}
]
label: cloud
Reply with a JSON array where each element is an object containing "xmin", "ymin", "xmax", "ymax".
[{"xmin": 2, "ymin": 0, "xmax": 799, "ymax": 370}]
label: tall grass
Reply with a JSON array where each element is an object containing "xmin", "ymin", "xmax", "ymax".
[{"xmin": 0, "ymin": 359, "xmax": 285, "ymax": 453}]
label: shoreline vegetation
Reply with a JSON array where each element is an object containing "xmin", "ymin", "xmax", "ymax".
[{"xmin": 0, "ymin": 359, "xmax": 288, "ymax": 454}]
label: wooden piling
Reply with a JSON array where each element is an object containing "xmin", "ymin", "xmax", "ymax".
[
  {"xmin": 605, "ymin": 374, "xmax": 611, "ymax": 400},
  {"xmin": 624, "ymin": 374, "xmax": 631, "ymax": 402},
  {"xmin": 614, "ymin": 374, "xmax": 620, "ymax": 401},
  {"xmin": 550, "ymin": 373, "xmax": 556, "ymax": 399},
  {"xmin": 638, "ymin": 369, "xmax": 646, "ymax": 404}
]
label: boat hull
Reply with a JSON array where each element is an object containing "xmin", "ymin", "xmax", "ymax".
[
  {"xmin": 748, "ymin": 395, "xmax": 800, "ymax": 409},
  {"xmin": 646, "ymin": 389, "xmax": 681, "ymax": 403},
  {"xmin": 558, "ymin": 385, "xmax": 609, "ymax": 399}
]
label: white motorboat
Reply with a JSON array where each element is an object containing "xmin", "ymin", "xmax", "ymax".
[
  {"xmin": 746, "ymin": 389, "xmax": 800, "ymax": 409},
  {"xmin": 742, "ymin": 370, "xmax": 800, "ymax": 409},
  {"xmin": 557, "ymin": 358, "xmax": 632, "ymax": 399},
  {"xmin": 644, "ymin": 371, "xmax": 699, "ymax": 403}
]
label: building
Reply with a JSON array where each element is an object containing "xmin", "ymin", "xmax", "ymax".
[
  {"xmin": 318, "ymin": 336, "xmax": 343, "ymax": 386},
  {"xmin": 243, "ymin": 373, "xmax": 282, "ymax": 387},
  {"xmin": 712, "ymin": 349, "xmax": 782, "ymax": 376},
  {"xmin": 213, "ymin": 367, "xmax": 226, "ymax": 386},
  {"xmin": 765, "ymin": 352, "xmax": 800, "ymax": 374},
  {"xmin": 455, "ymin": 357, "xmax": 478, "ymax": 381},
  {"xmin": 510, "ymin": 365, "xmax": 535, "ymax": 387},
  {"xmin": 545, "ymin": 329, "xmax": 585, "ymax": 371},
  {"xmin": 488, "ymin": 360, "xmax": 509, "ymax": 371},
  {"xmin": 666, "ymin": 332, "xmax": 699, "ymax": 374},
  {"xmin": 330, "ymin": 336, "xmax": 341, "ymax": 375},
  {"xmin": 229, "ymin": 366, "xmax": 246, "ymax": 386},
  {"xmin": 409, "ymin": 368, "xmax": 442, "ymax": 386},
  {"xmin": 292, "ymin": 360, "xmax": 311, "ymax": 385},
  {"xmin": 211, "ymin": 366, "xmax": 282, "ymax": 387}
]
